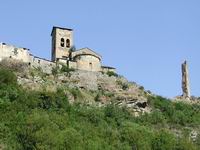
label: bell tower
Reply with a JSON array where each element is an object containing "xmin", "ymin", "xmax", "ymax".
[{"xmin": 51, "ymin": 27, "xmax": 73, "ymax": 62}]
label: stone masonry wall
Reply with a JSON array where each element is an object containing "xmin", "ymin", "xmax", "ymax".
[
  {"xmin": 52, "ymin": 28, "xmax": 73, "ymax": 61},
  {"xmin": 74, "ymin": 55, "xmax": 101, "ymax": 72},
  {"xmin": 0, "ymin": 43, "xmax": 55, "ymax": 74},
  {"xmin": 0, "ymin": 43, "xmax": 30, "ymax": 62}
]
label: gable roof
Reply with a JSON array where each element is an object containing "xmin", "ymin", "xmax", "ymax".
[
  {"xmin": 51, "ymin": 26, "xmax": 73, "ymax": 36},
  {"xmin": 72, "ymin": 47, "xmax": 102, "ymax": 60}
]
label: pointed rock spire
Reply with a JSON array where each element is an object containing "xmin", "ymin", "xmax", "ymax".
[{"xmin": 181, "ymin": 60, "xmax": 190, "ymax": 98}]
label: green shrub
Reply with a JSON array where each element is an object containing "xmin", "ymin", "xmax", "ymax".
[
  {"xmin": 0, "ymin": 59, "xmax": 28, "ymax": 72},
  {"xmin": 94, "ymin": 93, "xmax": 101, "ymax": 102},
  {"xmin": 58, "ymin": 128, "xmax": 83, "ymax": 150},
  {"xmin": 120, "ymin": 122, "xmax": 153, "ymax": 150},
  {"xmin": 69, "ymin": 88, "xmax": 83, "ymax": 100},
  {"xmin": 116, "ymin": 80, "xmax": 129, "ymax": 90},
  {"xmin": 106, "ymin": 71, "xmax": 118, "ymax": 77},
  {"xmin": 37, "ymin": 91, "xmax": 69, "ymax": 110},
  {"xmin": 176, "ymin": 137, "xmax": 197, "ymax": 150},
  {"xmin": 61, "ymin": 65, "xmax": 75, "ymax": 73},
  {"xmin": 152, "ymin": 129, "xmax": 176, "ymax": 150},
  {"xmin": 0, "ymin": 68, "xmax": 17, "ymax": 86},
  {"xmin": 139, "ymin": 86, "xmax": 144, "ymax": 90},
  {"xmin": 52, "ymin": 66, "xmax": 59, "ymax": 77},
  {"xmin": 104, "ymin": 104, "xmax": 131, "ymax": 126}
]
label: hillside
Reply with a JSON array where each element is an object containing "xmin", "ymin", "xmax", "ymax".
[{"xmin": 0, "ymin": 59, "xmax": 200, "ymax": 150}]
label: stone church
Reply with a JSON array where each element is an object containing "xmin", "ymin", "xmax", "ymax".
[{"xmin": 0, "ymin": 26, "xmax": 115, "ymax": 73}]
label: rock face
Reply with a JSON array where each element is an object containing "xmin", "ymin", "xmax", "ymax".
[
  {"xmin": 17, "ymin": 67, "xmax": 151, "ymax": 116},
  {"xmin": 181, "ymin": 61, "xmax": 190, "ymax": 98},
  {"xmin": 2, "ymin": 58, "xmax": 150, "ymax": 116},
  {"xmin": 174, "ymin": 61, "xmax": 200, "ymax": 104}
]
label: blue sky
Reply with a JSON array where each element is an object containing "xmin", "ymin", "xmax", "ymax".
[{"xmin": 0, "ymin": 0, "xmax": 200, "ymax": 98}]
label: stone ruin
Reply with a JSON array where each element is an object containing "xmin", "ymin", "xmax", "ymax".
[
  {"xmin": 181, "ymin": 60, "xmax": 190, "ymax": 99},
  {"xmin": 174, "ymin": 61, "xmax": 200, "ymax": 103}
]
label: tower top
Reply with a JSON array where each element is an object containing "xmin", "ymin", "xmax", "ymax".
[
  {"xmin": 51, "ymin": 26, "xmax": 73, "ymax": 36},
  {"xmin": 51, "ymin": 26, "xmax": 74, "ymax": 61}
]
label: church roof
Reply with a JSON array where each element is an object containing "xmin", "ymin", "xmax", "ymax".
[
  {"xmin": 51, "ymin": 26, "xmax": 73, "ymax": 36},
  {"xmin": 72, "ymin": 47, "xmax": 102, "ymax": 60}
]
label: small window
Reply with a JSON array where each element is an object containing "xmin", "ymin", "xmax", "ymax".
[
  {"xmin": 61, "ymin": 38, "xmax": 65, "ymax": 47},
  {"xmin": 89, "ymin": 62, "xmax": 92, "ymax": 71},
  {"xmin": 66, "ymin": 39, "xmax": 70, "ymax": 48}
]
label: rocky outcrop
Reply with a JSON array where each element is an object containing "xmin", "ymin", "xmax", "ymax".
[
  {"xmin": 17, "ymin": 68, "xmax": 151, "ymax": 116},
  {"xmin": 173, "ymin": 61, "xmax": 200, "ymax": 104},
  {"xmin": 174, "ymin": 95, "xmax": 200, "ymax": 104},
  {"xmin": 181, "ymin": 61, "xmax": 190, "ymax": 98}
]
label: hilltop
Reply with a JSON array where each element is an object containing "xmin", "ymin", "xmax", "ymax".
[{"xmin": 0, "ymin": 59, "xmax": 200, "ymax": 150}]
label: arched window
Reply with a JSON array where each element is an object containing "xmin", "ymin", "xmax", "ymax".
[
  {"xmin": 60, "ymin": 38, "xmax": 65, "ymax": 47},
  {"xmin": 66, "ymin": 39, "xmax": 70, "ymax": 48}
]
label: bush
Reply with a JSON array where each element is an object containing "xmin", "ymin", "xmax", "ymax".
[
  {"xmin": 106, "ymin": 71, "xmax": 118, "ymax": 77},
  {"xmin": 152, "ymin": 129, "xmax": 176, "ymax": 150},
  {"xmin": 139, "ymin": 86, "xmax": 144, "ymax": 90},
  {"xmin": 0, "ymin": 59, "xmax": 28, "ymax": 72},
  {"xmin": 58, "ymin": 128, "xmax": 83, "ymax": 150},
  {"xmin": 176, "ymin": 137, "xmax": 197, "ymax": 150},
  {"xmin": 120, "ymin": 122, "xmax": 153, "ymax": 150},
  {"xmin": 94, "ymin": 93, "xmax": 101, "ymax": 102},
  {"xmin": 51, "ymin": 66, "xmax": 59, "ymax": 77},
  {"xmin": 69, "ymin": 88, "xmax": 83, "ymax": 100},
  {"xmin": 61, "ymin": 65, "xmax": 75, "ymax": 73},
  {"xmin": 37, "ymin": 90, "xmax": 69, "ymax": 110},
  {"xmin": 104, "ymin": 104, "xmax": 131, "ymax": 126},
  {"xmin": 0, "ymin": 68, "xmax": 17, "ymax": 86},
  {"xmin": 116, "ymin": 80, "xmax": 129, "ymax": 90}
]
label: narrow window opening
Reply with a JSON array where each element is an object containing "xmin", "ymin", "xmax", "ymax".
[
  {"xmin": 89, "ymin": 62, "xmax": 92, "ymax": 71},
  {"xmin": 66, "ymin": 39, "xmax": 70, "ymax": 48},
  {"xmin": 61, "ymin": 38, "xmax": 65, "ymax": 47}
]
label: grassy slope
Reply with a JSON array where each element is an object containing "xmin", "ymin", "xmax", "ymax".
[{"xmin": 0, "ymin": 68, "xmax": 200, "ymax": 150}]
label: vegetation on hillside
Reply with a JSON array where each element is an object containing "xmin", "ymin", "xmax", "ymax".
[{"xmin": 0, "ymin": 68, "xmax": 200, "ymax": 150}]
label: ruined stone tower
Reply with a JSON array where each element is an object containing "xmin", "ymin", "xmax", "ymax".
[
  {"xmin": 181, "ymin": 60, "xmax": 190, "ymax": 98},
  {"xmin": 51, "ymin": 27, "xmax": 73, "ymax": 62}
]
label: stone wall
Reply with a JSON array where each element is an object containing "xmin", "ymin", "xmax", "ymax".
[
  {"xmin": 74, "ymin": 55, "xmax": 101, "ymax": 72},
  {"xmin": 68, "ymin": 61, "xmax": 77, "ymax": 69},
  {"xmin": 0, "ymin": 43, "xmax": 30, "ymax": 62},
  {"xmin": 0, "ymin": 43, "xmax": 55, "ymax": 74},
  {"xmin": 31, "ymin": 57, "xmax": 55, "ymax": 74},
  {"xmin": 57, "ymin": 58, "xmax": 68, "ymax": 64}
]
